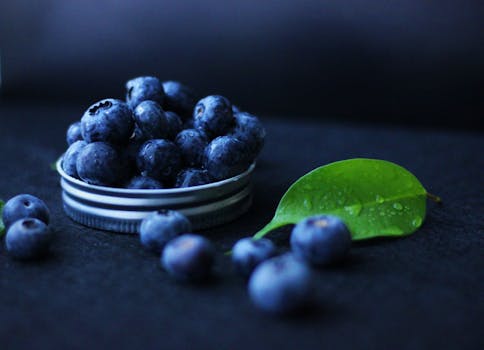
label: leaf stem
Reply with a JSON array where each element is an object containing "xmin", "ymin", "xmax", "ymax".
[{"xmin": 426, "ymin": 192, "xmax": 442, "ymax": 204}]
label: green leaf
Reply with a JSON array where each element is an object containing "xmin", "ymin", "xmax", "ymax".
[
  {"xmin": 253, "ymin": 158, "xmax": 428, "ymax": 241},
  {"xmin": 0, "ymin": 199, "xmax": 5, "ymax": 237}
]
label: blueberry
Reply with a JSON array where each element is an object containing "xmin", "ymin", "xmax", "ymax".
[
  {"xmin": 126, "ymin": 176, "xmax": 164, "ymax": 189},
  {"xmin": 162, "ymin": 81, "xmax": 197, "ymax": 120},
  {"xmin": 232, "ymin": 238, "xmax": 277, "ymax": 278},
  {"xmin": 2, "ymin": 194, "xmax": 50, "ymax": 230},
  {"xmin": 232, "ymin": 105, "xmax": 241, "ymax": 113},
  {"xmin": 232, "ymin": 112, "xmax": 266, "ymax": 161},
  {"xmin": 126, "ymin": 76, "xmax": 165, "ymax": 109},
  {"xmin": 120, "ymin": 139, "xmax": 143, "ymax": 179},
  {"xmin": 66, "ymin": 121, "xmax": 83, "ymax": 145},
  {"xmin": 62, "ymin": 140, "xmax": 87, "ymax": 179},
  {"xmin": 76, "ymin": 142, "xmax": 122, "ymax": 186},
  {"xmin": 290, "ymin": 215, "xmax": 352, "ymax": 266},
  {"xmin": 161, "ymin": 234, "xmax": 215, "ymax": 282},
  {"xmin": 165, "ymin": 111, "xmax": 183, "ymax": 140},
  {"xmin": 204, "ymin": 136, "xmax": 251, "ymax": 181},
  {"xmin": 133, "ymin": 101, "xmax": 170, "ymax": 139},
  {"xmin": 175, "ymin": 129, "xmax": 208, "ymax": 168},
  {"xmin": 193, "ymin": 95, "xmax": 234, "ymax": 138},
  {"xmin": 137, "ymin": 139, "xmax": 182, "ymax": 182},
  {"xmin": 139, "ymin": 210, "xmax": 192, "ymax": 254},
  {"xmin": 5, "ymin": 218, "xmax": 53, "ymax": 260},
  {"xmin": 81, "ymin": 99, "xmax": 134, "ymax": 145},
  {"xmin": 175, "ymin": 169, "xmax": 212, "ymax": 188},
  {"xmin": 248, "ymin": 254, "xmax": 314, "ymax": 314}
]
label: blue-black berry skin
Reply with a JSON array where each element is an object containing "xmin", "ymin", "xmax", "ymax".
[
  {"xmin": 126, "ymin": 176, "xmax": 164, "ymax": 189},
  {"xmin": 66, "ymin": 121, "xmax": 83, "ymax": 145},
  {"xmin": 232, "ymin": 238, "xmax": 276, "ymax": 278},
  {"xmin": 162, "ymin": 81, "xmax": 197, "ymax": 120},
  {"xmin": 290, "ymin": 215, "xmax": 352, "ymax": 266},
  {"xmin": 175, "ymin": 169, "xmax": 212, "ymax": 188},
  {"xmin": 133, "ymin": 101, "xmax": 170, "ymax": 140},
  {"xmin": 161, "ymin": 234, "xmax": 215, "ymax": 282},
  {"xmin": 193, "ymin": 95, "xmax": 234, "ymax": 138},
  {"xmin": 76, "ymin": 142, "xmax": 122, "ymax": 186},
  {"xmin": 204, "ymin": 136, "xmax": 251, "ymax": 181},
  {"xmin": 81, "ymin": 99, "xmax": 134, "ymax": 145},
  {"xmin": 139, "ymin": 210, "xmax": 192, "ymax": 253},
  {"xmin": 165, "ymin": 111, "xmax": 183, "ymax": 140},
  {"xmin": 126, "ymin": 76, "xmax": 165, "ymax": 109},
  {"xmin": 175, "ymin": 129, "xmax": 208, "ymax": 168},
  {"xmin": 63, "ymin": 140, "xmax": 87, "ymax": 179},
  {"xmin": 2, "ymin": 194, "xmax": 50, "ymax": 230},
  {"xmin": 137, "ymin": 139, "xmax": 182, "ymax": 182},
  {"xmin": 248, "ymin": 254, "xmax": 313, "ymax": 314},
  {"xmin": 6, "ymin": 218, "xmax": 53, "ymax": 260},
  {"xmin": 232, "ymin": 112, "xmax": 266, "ymax": 161}
]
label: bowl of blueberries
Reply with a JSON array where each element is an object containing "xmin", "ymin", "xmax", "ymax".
[{"xmin": 57, "ymin": 77, "xmax": 265, "ymax": 233}]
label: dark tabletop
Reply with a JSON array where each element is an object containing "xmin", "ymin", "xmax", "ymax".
[{"xmin": 0, "ymin": 103, "xmax": 483, "ymax": 350}]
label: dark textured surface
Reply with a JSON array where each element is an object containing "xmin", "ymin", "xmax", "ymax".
[{"xmin": 0, "ymin": 103, "xmax": 483, "ymax": 349}]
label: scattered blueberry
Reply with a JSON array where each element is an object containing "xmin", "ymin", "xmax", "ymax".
[
  {"xmin": 232, "ymin": 105, "xmax": 241, "ymax": 114},
  {"xmin": 66, "ymin": 121, "xmax": 83, "ymax": 145},
  {"xmin": 126, "ymin": 76, "xmax": 165, "ymax": 109},
  {"xmin": 133, "ymin": 101, "xmax": 170, "ymax": 140},
  {"xmin": 62, "ymin": 140, "xmax": 87, "ymax": 179},
  {"xmin": 139, "ymin": 210, "xmax": 192, "ymax": 253},
  {"xmin": 248, "ymin": 254, "xmax": 314, "ymax": 314},
  {"xmin": 204, "ymin": 135, "xmax": 251, "ymax": 181},
  {"xmin": 5, "ymin": 218, "xmax": 53, "ymax": 260},
  {"xmin": 126, "ymin": 176, "xmax": 164, "ymax": 189},
  {"xmin": 193, "ymin": 95, "xmax": 234, "ymax": 138},
  {"xmin": 232, "ymin": 238, "xmax": 276, "ymax": 278},
  {"xmin": 290, "ymin": 215, "xmax": 352, "ymax": 266},
  {"xmin": 165, "ymin": 111, "xmax": 183, "ymax": 140},
  {"xmin": 76, "ymin": 142, "xmax": 122, "ymax": 186},
  {"xmin": 81, "ymin": 99, "xmax": 134, "ymax": 145},
  {"xmin": 161, "ymin": 234, "xmax": 215, "ymax": 282},
  {"xmin": 175, "ymin": 129, "xmax": 208, "ymax": 168},
  {"xmin": 137, "ymin": 139, "xmax": 182, "ymax": 182},
  {"xmin": 232, "ymin": 112, "xmax": 266, "ymax": 160},
  {"xmin": 175, "ymin": 169, "xmax": 212, "ymax": 188},
  {"xmin": 2, "ymin": 194, "xmax": 50, "ymax": 230},
  {"xmin": 162, "ymin": 81, "xmax": 197, "ymax": 119}
]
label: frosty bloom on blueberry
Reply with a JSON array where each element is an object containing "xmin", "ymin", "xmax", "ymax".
[
  {"xmin": 162, "ymin": 80, "xmax": 197, "ymax": 120},
  {"xmin": 2, "ymin": 194, "xmax": 50, "ymax": 230},
  {"xmin": 175, "ymin": 128, "xmax": 208, "ymax": 168},
  {"xmin": 290, "ymin": 215, "xmax": 352, "ymax": 266},
  {"xmin": 63, "ymin": 140, "xmax": 87, "ymax": 179},
  {"xmin": 133, "ymin": 101, "xmax": 171, "ymax": 140},
  {"xmin": 137, "ymin": 139, "xmax": 182, "ymax": 183},
  {"xmin": 193, "ymin": 95, "xmax": 234, "ymax": 138},
  {"xmin": 232, "ymin": 237, "xmax": 276, "ymax": 278},
  {"xmin": 66, "ymin": 121, "xmax": 83, "ymax": 145},
  {"xmin": 76, "ymin": 142, "xmax": 123, "ymax": 186},
  {"xmin": 6, "ymin": 218, "xmax": 53, "ymax": 260},
  {"xmin": 175, "ymin": 169, "xmax": 212, "ymax": 188},
  {"xmin": 126, "ymin": 76, "xmax": 165, "ymax": 109}
]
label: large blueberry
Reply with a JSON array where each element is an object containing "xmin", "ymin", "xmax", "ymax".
[
  {"xmin": 232, "ymin": 112, "xmax": 266, "ymax": 161},
  {"xmin": 162, "ymin": 81, "xmax": 197, "ymax": 120},
  {"xmin": 2, "ymin": 194, "xmax": 50, "ymax": 230},
  {"xmin": 232, "ymin": 238, "xmax": 276, "ymax": 278},
  {"xmin": 133, "ymin": 101, "xmax": 170, "ymax": 139},
  {"xmin": 126, "ymin": 176, "xmax": 164, "ymax": 189},
  {"xmin": 81, "ymin": 99, "xmax": 134, "ymax": 145},
  {"xmin": 248, "ymin": 254, "xmax": 314, "ymax": 314},
  {"xmin": 137, "ymin": 139, "xmax": 182, "ymax": 182},
  {"xmin": 165, "ymin": 111, "xmax": 183, "ymax": 140},
  {"xmin": 193, "ymin": 95, "xmax": 234, "ymax": 138},
  {"xmin": 126, "ymin": 76, "xmax": 165, "ymax": 109},
  {"xmin": 161, "ymin": 234, "xmax": 215, "ymax": 282},
  {"xmin": 290, "ymin": 215, "xmax": 352, "ymax": 266},
  {"xmin": 175, "ymin": 129, "xmax": 208, "ymax": 168},
  {"xmin": 139, "ymin": 210, "xmax": 192, "ymax": 253},
  {"xmin": 62, "ymin": 140, "xmax": 87, "ymax": 179},
  {"xmin": 6, "ymin": 218, "xmax": 53, "ymax": 260},
  {"xmin": 76, "ymin": 142, "xmax": 122, "ymax": 186},
  {"xmin": 66, "ymin": 121, "xmax": 83, "ymax": 145},
  {"xmin": 204, "ymin": 136, "xmax": 251, "ymax": 181},
  {"xmin": 175, "ymin": 169, "xmax": 212, "ymax": 188}
]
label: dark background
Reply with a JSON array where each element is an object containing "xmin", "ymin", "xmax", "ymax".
[{"xmin": 1, "ymin": 0, "xmax": 483, "ymax": 129}]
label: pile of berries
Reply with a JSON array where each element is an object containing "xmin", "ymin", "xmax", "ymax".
[{"xmin": 63, "ymin": 77, "xmax": 265, "ymax": 188}]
